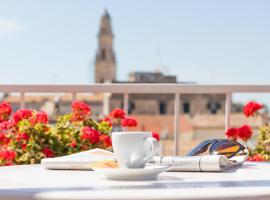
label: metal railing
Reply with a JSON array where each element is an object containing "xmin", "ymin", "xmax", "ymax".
[{"xmin": 1, "ymin": 84, "xmax": 270, "ymax": 155}]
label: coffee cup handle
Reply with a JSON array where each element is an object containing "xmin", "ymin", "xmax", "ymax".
[{"xmin": 142, "ymin": 137, "xmax": 159, "ymax": 164}]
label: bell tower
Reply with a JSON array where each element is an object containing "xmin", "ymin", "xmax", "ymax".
[{"xmin": 95, "ymin": 10, "xmax": 116, "ymax": 83}]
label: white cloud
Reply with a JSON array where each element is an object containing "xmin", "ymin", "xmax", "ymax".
[{"xmin": 0, "ymin": 19, "xmax": 27, "ymax": 37}]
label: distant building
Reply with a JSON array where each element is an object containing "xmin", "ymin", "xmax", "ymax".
[
  {"xmin": 128, "ymin": 72, "xmax": 177, "ymax": 83},
  {"xmin": 95, "ymin": 10, "xmax": 116, "ymax": 83},
  {"xmin": 94, "ymin": 10, "xmax": 226, "ymax": 116}
]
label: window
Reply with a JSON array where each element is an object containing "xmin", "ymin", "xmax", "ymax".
[
  {"xmin": 207, "ymin": 101, "xmax": 221, "ymax": 114},
  {"xmin": 216, "ymin": 102, "xmax": 221, "ymax": 110},
  {"xmin": 120, "ymin": 102, "xmax": 135, "ymax": 114},
  {"xmin": 101, "ymin": 49, "xmax": 106, "ymax": 60},
  {"xmin": 183, "ymin": 102, "xmax": 190, "ymax": 114},
  {"xmin": 128, "ymin": 102, "xmax": 135, "ymax": 114},
  {"xmin": 159, "ymin": 102, "xmax": 166, "ymax": 114}
]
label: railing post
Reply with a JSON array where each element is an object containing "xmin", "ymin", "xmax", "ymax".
[
  {"xmin": 20, "ymin": 92, "xmax": 25, "ymax": 108},
  {"xmin": 123, "ymin": 93, "xmax": 129, "ymax": 114},
  {"xmin": 103, "ymin": 93, "xmax": 111, "ymax": 116},
  {"xmin": 72, "ymin": 93, "xmax": 76, "ymax": 101},
  {"xmin": 174, "ymin": 93, "xmax": 180, "ymax": 156},
  {"xmin": 225, "ymin": 93, "xmax": 232, "ymax": 132}
]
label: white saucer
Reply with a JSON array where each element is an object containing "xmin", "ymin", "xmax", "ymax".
[{"xmin": 93, "ymin": 165, "xmax": 169, "ymax": 181}]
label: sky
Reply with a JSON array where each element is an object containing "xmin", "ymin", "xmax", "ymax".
[{"xmin": 0, "ymin": 0, "xmax": 270, "ymax": 104}]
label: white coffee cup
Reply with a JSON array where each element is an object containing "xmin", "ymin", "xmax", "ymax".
[{"xmin": 112, "ymin": 132, "xmax": 159, "ymax": 168}]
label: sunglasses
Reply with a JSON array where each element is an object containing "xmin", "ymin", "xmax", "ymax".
[{"xmin": 186, "ymin": 139, "xmax": 248, "ymax": 159}]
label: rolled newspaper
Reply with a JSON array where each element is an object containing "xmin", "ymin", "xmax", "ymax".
[{"xmin": 148, "ymin": 155, "xmax": 241, "ymax": 172}]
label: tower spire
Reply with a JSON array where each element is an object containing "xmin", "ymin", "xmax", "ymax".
[{"xmin": 94, "ymin": 10, "xmax": 116, "ymax": 83}]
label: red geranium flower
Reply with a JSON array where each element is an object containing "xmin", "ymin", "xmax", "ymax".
[
  {"xmin": 0, "ymin": 150, "xmax": 16, "ymax": 161},
  {"xmin": 0, "ymin": 102, "xmax": 12, "ymax": 123},
  {"xmin": 0, "ymin": 132, "xmax": 6, "ymax": 142},
  {"xmin": 121, "ymin": 117, "xmax": 137, "ymax": 127},
  {"xmin": 152, "ymin": 132, "xmax": 160, "ymax": 141},
  {"xmin": 13, "ymin": 109, "xmax": 33, "ymax": 124},
  {"xmin": 21, "ymin": 143, "xmax": 27, "ymax": 150},
  {"xmin": 42, "ymin": 148, "xmax": 54, "ymax": 158},
  {"xmin": 248, "ymin": 154, "xmax": 264, "ymax": 162},
  {"xmin": 0, "ymin": 132, "xmax": 10, "ymax": 145},
  {"xmin": 70, "ymin": 140, "xmax": 77, "ymax": 148},
  {"xmin": 243, "ymin": 101, "xmax": 263, "ymax": 117},
  {"xmin": 0, "ymin": 120, "xmax": 13, "ymax": 130},
  {"xmin": 225, "ymin": 128, "xmax": 239, "ymax": 140},
  {"xmin": 110, "ymin": 108, "xmax": 126, "ymax": 119},
  {"xmin": 81, "ymin": 127, "xmax": 100, "ymax": 144},
  {"xmin": 72, "ymin": 101, "xmax": 91, "ymax": 115},
  {"xmin": 36, "ymin": 111, "xmax": 48, "ymax": 124},
  {"xmin": 99, "ymin": 134, "xmax": 112, "ymax": 148},
  {"xmin": 16, "ymin": 132, "xmax": 30, "ymax": 142},
  {"xmin": 71, "ymin": 101, "xmax": 91, "ymax": 121},
  {"xmin": 238, "ymin": 125, "xmax": 252, "ymax": 141}
]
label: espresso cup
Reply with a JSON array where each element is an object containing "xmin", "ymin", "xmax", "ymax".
[{"xmin": 112, "ymin": 132, "xmax": 159, "ymax": 168}]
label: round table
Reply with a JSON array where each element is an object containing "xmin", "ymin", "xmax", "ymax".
[{"xmin": 0, "ymin": 162, "xmax": 270, "ymax": 200}]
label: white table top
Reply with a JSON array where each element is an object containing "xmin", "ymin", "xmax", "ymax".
[{"xmin": 0, "ymin": 162, "xmax": 270, "ymax": 200}]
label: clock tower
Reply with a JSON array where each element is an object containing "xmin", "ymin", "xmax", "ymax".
[{"xmin": 95, "ymin": 10, "xmax": 116, "ymax": 83}]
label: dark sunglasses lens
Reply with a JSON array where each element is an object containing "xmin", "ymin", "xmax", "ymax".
[
  {"xmin": 186, "ymin": 140, "xmax": 215, "ymax": 156},
  {"xmin": 209, "ymin": 140, "xmax": 241, "ymax": 158}
]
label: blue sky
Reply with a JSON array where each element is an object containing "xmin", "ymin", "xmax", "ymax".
[{"xmin": 0, "ymin": 0, "xmax": 270, "ymax": 103}]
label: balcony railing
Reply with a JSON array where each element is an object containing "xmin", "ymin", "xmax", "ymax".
[{"xmin": 1, "ymin": 84, "xmax": 270, "ymax": 155}]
